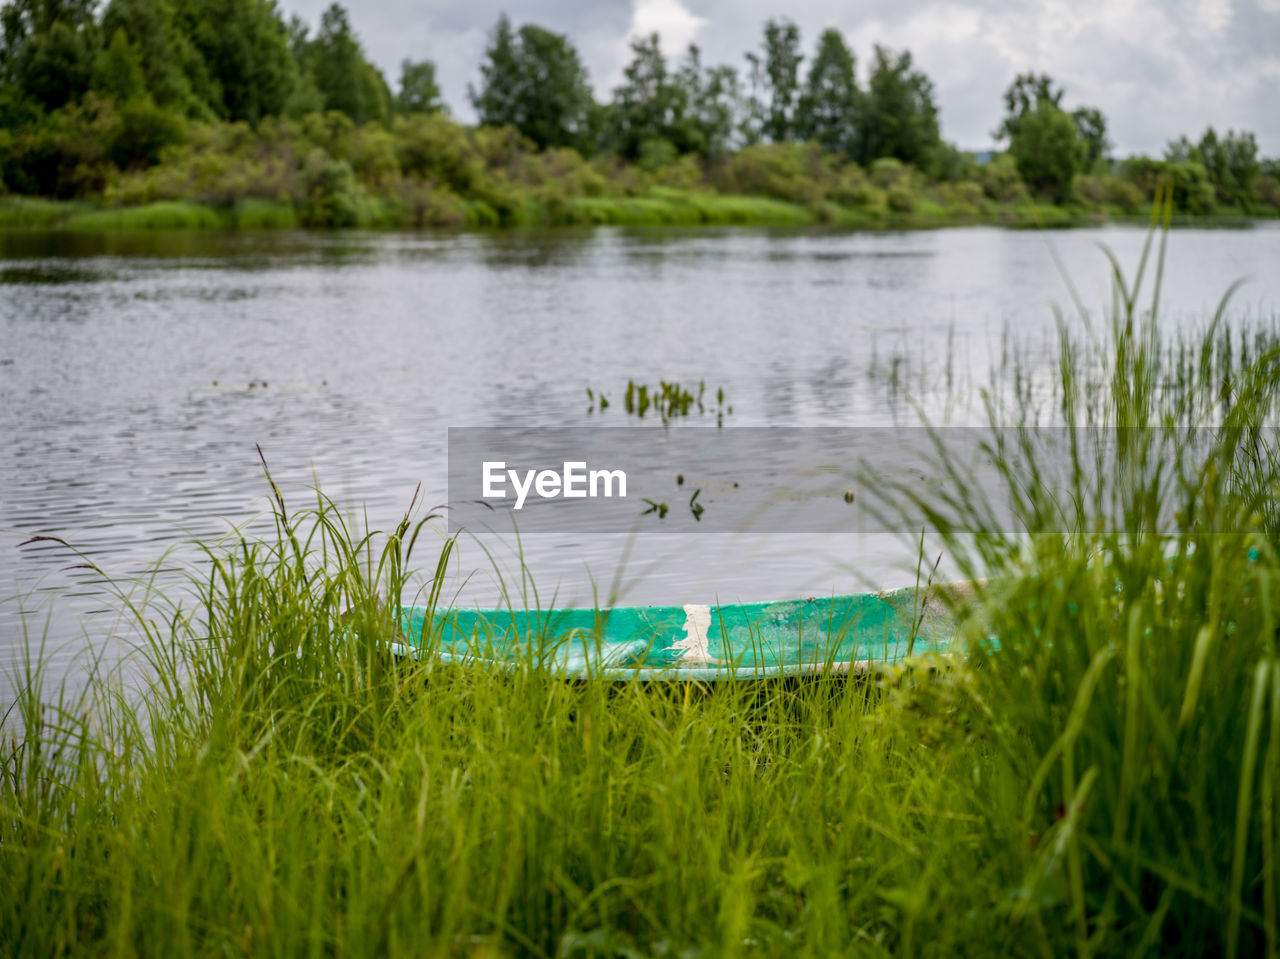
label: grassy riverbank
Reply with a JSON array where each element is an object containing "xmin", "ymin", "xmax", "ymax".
[
  {"xmin": 0, "ymin": 190, "xmax": 1113, "ymax": 232},
  {"xmin": 3, "ymin": 187, "xmax": 1270, "ymax": 234},
  {"xmin": 4, "ymin": 218, "xmax": 1280, "ymax": 957},
  {"xmin": 4, "ymin": 108, "xmax": 1276, "ymax": 233}
]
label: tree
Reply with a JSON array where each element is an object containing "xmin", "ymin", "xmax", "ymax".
[
  {"xmin": 994, "ymin": 73, "xmax": 1083, "ymax": 203},
  {"xmin": 739, "ymin": 49, "xmax": 765, "ymax": 145},
  {"xmin": 0, "ymin": 0, "xmax": 100, "ymax": 110},
  {"xmin": 610, "ymin": 33, "xmax": 670, "ymax": 157},
  {"xmin": 91, "ymin": 27, "xmax": 144, "ymax": 101},
  {"xmin": 469, "ymin": 14, "xmax": 593, "ymax": 150},
  {"xmin": 676, "ymin": 44, "xmax": 738, "ymax": 158},
  {"xmin": 1009, "ymin": 99, "xmax": 1081, "ymax": 202},
  {"xmin": 1164, "ymin": 135, "xmax": 1197, "ymax": 164},
  {"xmin": 607, "ymin": 33, "xmax": 703, "ymax": 159},
  {"xmin": 752, "ymin": 18, "xmax": 802, "ymax": 142},
  {"xmin": 1196, "ymin": 127, "xmax": 1260, "ymax": 209},
  {"xmin": 111, "ymin": 93, "xmax": 185, "ymax": 167},
  {"xmin": 932, "ymin": 140, "xmax": 980, "ymax": 182},
  {"xmin": 996, "ymin": 72, "xmax": 1062, "ymax": 141},
  {"xmin": 396, "ymin": 58, "xmax": 441, "ymax": 114},
  {"xmin": 358, "ymin": 61, "xmax": 391, "ymax": 126},
  {"xmin": 469, "ymin": 14, "xmax": 518, "ymax": 132},
  {"xmin": 795, "ymin": 27, "xmax": 859, "ymax": 155},
  {"xmin": 101, "ymin": 0, "xmax": 213, "ymax": 117},
  {"xmin": 178, "ymin": 0, "xmax": 297, "ymax": 123},
  {"xmin": 858, "ymin": 45, "xmax": 940, "ymax": 169},
  {"xmin": 1125, "ymin": 153, "xmax": 1216, "ymax": 213},
  {"xmin": 1071, "ymin": 106, "xmax": 1109, "ymax": 172},
  {"xmin": 301, "ymin": 4, "xmax": 389, "ymax": 125},
  {"xmin": 280, "ymin": 12, "xmax": 322, "ymax": 115}
]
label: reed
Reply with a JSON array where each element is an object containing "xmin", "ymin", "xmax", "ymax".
[
  {"xmin": 64, "ymin": 201, "xmax": 228, "ymax": 230},
  {"xmin": 867, "ymin": 189, "xmax": 1280, "ymax": 956}
]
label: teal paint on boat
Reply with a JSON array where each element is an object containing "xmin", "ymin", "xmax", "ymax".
[{"xmin": 395, "ymin": 585, "xmax": 962, "ymax": 681}]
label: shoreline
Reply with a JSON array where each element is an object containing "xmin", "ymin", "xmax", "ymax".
[{"xmin": 2, "ymin": 194, "xmax": 1275, "ymax": 233}]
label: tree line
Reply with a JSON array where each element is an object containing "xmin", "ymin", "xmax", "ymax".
[
  {"xmin": 1, "ymin": 0, "xmax": 1277, "ymax": 220},
  {"xmin": 469, "ymin": 15, "xmax": 946, "ymax": 174}
]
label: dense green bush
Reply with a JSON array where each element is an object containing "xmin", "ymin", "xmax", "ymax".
[
  {"xmin": 1103, "ymin": 176, "xmax": 1143, "ymax": 212},
  {"xmin": 934, "ymin": 180, "xmax": 986, "ymax": 215},
  {"xmin": 380, "ymin": 179, "xmax": 468, "ymax": 227},
  {"xmin": 982, "ymin": 153, "xmax": 1030, "ymax": 204},
  {"xmin": 107, "ymin": 119, "xmax": 306, "ymax": 206},
  {"xmin": 522, "ymin": 146, "xmax": 608, "ymax": 196},
  {"xmin": 1122, "ymin": 157, "xmax": 1218, "ymax": 214},
  {"xmin": 1073, "ymin": 173, "xmax": 1144, "ymax": 212},
  {"xmin": 714, "ymin": 142, "xmax": 830, "ymax": 207},
  {"xmin": 393, "ymin": 112, "xmax": 480, "ymax": 191},
  {"xmin": 2, "ymin": 94, "xmax": 120, "ymax": 197},
  {"xmin": 302, "ymin": 154, "xmax": 378, "ymax": 227},
  {"xmin": 886, "ymin": 181, "xmax": 915, "ymax": 213},
  {"xmin": 110, "ymin": 97, "xmax": 186, "ymax": 168},
  {"xmin": 1007, "ymin": 100, "xmax": 1082, "ymax": 202},
  {"xmin": 1259, "ymin": 173, "xmax": 1280, "ymax": 211},
  {"xmin": 350, "ymin": 124, "xmax": 400, "ymax": 187},
  {"xmin": 870, "ymin": 156, "xmax": 909, "ymax": 189},
  {"xmin": 827, "ymin": 163, "xmax": 884, "ymax": 212}
]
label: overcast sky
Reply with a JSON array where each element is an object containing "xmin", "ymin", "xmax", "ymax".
[{"xmin": 284, "ymin": 0, "xmax": 1280, "ymax": 156}]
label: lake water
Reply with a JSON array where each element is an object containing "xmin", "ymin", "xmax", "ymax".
[{"xmin": 4, "ymin": 223, "xmax": 1280, "ymax": 685}]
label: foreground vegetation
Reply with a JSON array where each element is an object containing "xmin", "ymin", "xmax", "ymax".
[
  {"xmin": 4, "ymin": 211, "xmax": 1280, "ymax": 956},
  {"xmin": 2, "ymin": 2, "xmax": 1277, "ymax": 229}
]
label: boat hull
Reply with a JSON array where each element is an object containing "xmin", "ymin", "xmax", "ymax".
[{"xmin": 395, "ymin": 585, "xmax": 963, "ymax": 681}]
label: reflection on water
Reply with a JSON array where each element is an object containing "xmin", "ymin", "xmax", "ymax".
[{"xmin": 3, "ymin": 223, "xmax": 1279, "ymax": 686}]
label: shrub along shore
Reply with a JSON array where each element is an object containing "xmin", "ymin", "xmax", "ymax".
[
  {"xmin": 1, "ymin": 111, "xmax": 1273, "ymax": 231},
  {"xmin": 1, "ymin": 153, "xmax": 1272, "ymax": 233}
]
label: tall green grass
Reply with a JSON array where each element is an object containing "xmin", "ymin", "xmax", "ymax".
[
  {"xmin": 0, "ymin": 197, "xmax": 92, "ymax": 227},
  {"xmin": 2, "ymin": 472, "xmax": 1028, "ymax": 957},
  {"xmin": 569, "ymin": 192, "xmax": 817, "ymax": 227},
  {"xmin": 4, "ymin": 201, "xmax": 1280, "ymax": 956},
  {"xmin": 0, "ymin": 191, "xmax": 1123, "ymax": 233},
  {"xmin": 64, "ymin": 201, "xmax": 229, "ymax": 230},
  {"xmin": 233, "ymin": 199, "xmax": 299, "ymax": 230},
  {"xmin": 868, "ymin": 191, "xmax": 1280, "ymax": 956}
]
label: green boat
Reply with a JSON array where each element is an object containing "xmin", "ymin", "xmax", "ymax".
[{"xmin": 393, "ymin": 584, "xmax": 968, "ymax": 681}]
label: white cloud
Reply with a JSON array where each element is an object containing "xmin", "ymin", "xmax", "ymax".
[
  {"xmin": 280, "ymin": 0, "xmax": 1280, "ymax": 154},
  {"xmin": 1199, "ymin": 0, "xmax": 1234, "ymax": 32},
  {"xmin": 599, "ymin": 0, "xmax": 709, "ymax": 90},
  {"xmin": 630, "ymin": 0, "xmax": 708, "ymax": 49}
]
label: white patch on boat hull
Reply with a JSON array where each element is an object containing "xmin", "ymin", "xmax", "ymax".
[{"xmin": 671, "ymin": 604, "xmax": 714, "ymax": 663}]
